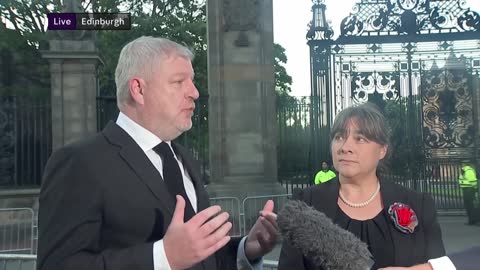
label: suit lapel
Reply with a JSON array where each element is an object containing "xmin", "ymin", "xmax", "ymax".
[
  {"xmin": 310, "ymin": 179, "xmax": 340, "ymax": 219},
  {"xmin": 172, "ymin": 142, "xmax": 211, "ymax": 212},
  {"xmin": 172, "ymin": 142, "xmax": 201, "ymax": 186},
  {"xmin": 323, "ymin": 179, "xmax": 341, "ymax": 219},
  {"xmin": 102, "ymin": 121, "xmax": 175, "ymax": 216}
]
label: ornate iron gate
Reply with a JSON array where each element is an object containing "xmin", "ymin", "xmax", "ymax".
[{"xmin": 308, "ymin": 0, "xmax": 480, "ymax": 177}]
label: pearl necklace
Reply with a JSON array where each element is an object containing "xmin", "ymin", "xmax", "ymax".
[{"xmin": 339, "ymin": 182, "xmax": 381, "ymax": 208}]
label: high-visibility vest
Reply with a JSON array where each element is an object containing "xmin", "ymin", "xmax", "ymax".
[
  {"xmin": 458, "ymin": 165, "xmax": 478, "ymax": 188},
  {"xmin": 314, "ymin": 170, "xmax": 336, "ymax": 185}
]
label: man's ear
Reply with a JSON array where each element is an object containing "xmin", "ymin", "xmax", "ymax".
[{"xmin": 129, "ymin": 77, "xmax": 145, "ymax": 105}]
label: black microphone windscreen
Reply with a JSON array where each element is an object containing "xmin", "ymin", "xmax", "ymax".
[{"xmin": 278, "ymin": 199, "xmax": 373, "ymax": 270}]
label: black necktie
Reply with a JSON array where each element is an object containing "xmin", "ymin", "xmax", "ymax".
[{"xmin": 153, "ymin": 142, "xmax": 195, "ymax": 221}]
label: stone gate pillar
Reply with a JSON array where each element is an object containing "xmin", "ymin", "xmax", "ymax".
[
  {"xmin": 206, "ymin": 0, "xmax": 283, "ymax": 197},
  {"xmin": 41, "ymin": 1, "xmax": 101, "ymax": 150}
]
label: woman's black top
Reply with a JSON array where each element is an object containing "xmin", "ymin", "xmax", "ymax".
[{"xmin": 335, "ymin": 207, "xmax": 395, "ymax": 270}]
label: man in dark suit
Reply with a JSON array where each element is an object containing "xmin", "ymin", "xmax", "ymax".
[{"xmin": 37, "ymin": 36, "xmax": 278, "ymax": 270}]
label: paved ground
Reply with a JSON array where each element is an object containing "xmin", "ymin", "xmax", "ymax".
[
  {"xmin": 438, "ymin": 215, "xmax": 480, "ymax": 254},
  {"xmin": 264, "ymin": 214, "xmax": 480, "ymax": 261}
]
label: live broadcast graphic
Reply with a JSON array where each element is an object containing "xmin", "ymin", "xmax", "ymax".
[{"xmin": 47, "ymin": 13, "xmax": 131, "ymax": 30}]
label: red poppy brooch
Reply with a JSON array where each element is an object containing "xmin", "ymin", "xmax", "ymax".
[{"xmin": 388, "ymin": 202, "xmax": 418, "ymax": 234}]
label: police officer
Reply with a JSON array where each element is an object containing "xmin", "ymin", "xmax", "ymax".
[
  {"xmin": 314, "ymin": 161, "xmax": 336, "ymax": 185},
  {"xmin": 459, "ymin": 161, "xmax": 478, "ymax": 225}
]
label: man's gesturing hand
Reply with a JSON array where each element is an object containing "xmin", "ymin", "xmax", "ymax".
[
  {"xmin": 163, "ymin": 195, "xmax": 232, "ymax": 270},
  {"xmin": 245, "ymin": 200, "xmax": 279, "ymax": 261}
]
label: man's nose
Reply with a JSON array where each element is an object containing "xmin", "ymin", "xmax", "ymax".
[{"xmin": 188, "ymin": 81, "xmax": 200, "ymax": 100}]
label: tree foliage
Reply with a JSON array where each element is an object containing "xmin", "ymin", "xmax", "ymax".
[
  {"xmin": 274, "ymin": 43, "xmax": 293, "ymax": 96},
  {"xmin": 0, "ymin": 0, "xmax": 207, "ymax": 94},
  {"xmin": 1, "ymin": 0, "xmax": 293, "ymax": 174},
  {"xmin": 90, "ymin": 0, "xmax": 207, "ymax": 96},
  {"xmin": 0, "ymin": 0, "xmax": 52, "ymax": 98},
  {"xmin": 0, "ymin": 0, "xmax": 62, "ymax": 47},
  {"xmin": 1, "ymin": 0, "xmax": 292, "ymax": 99}
]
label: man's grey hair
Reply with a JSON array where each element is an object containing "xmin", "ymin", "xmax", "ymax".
[{"xmin": 114, "ymin": 36, "xmax": 194, "ymax": 109}]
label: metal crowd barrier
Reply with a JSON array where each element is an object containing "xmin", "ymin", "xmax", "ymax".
[
  {"xmin": 31, "ymin": 212, "xmax": 37, "ymax": 255},
  {"xmin": 0, "ymin": 254, "xmax": 36, "ymax": 270},
  {"xmin": 0, "ymin": 203, "xmax": 279, "ymax": 270},
  {"xmin": 0, "ymin": 209, "xmax": 35, "ymax": 254},
  {"xmin": 242, "ymin": 194, "xmax": 291, "ymax": 235},
  {"xmin": 208, "ymin": 197, "xmax": 242, "ymax": 236},
  {"xmin": 210, "ymin": 194, "xmax": 292, "ymax": 235},
  {"xmin": 0, "ymin": 254, "xmax": 274, "ymax": 270},
  {"xmin": 263, "ymin": 259, "xmax": 278, "ymax": 270}
]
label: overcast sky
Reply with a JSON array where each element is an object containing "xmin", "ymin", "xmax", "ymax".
[{"xmin": 273, "ymin": 0, "xmax": 479, "ymax": 96}]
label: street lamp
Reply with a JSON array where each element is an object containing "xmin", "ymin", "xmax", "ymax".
[
  {"xmin": 313, "ymin": 0, "xmax": 327, "ymax": 30},
  {"xmin": 307, "ymin": 0, "xmax": 333, "ymax": 40}
]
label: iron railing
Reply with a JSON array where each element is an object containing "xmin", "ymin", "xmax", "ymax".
[
  {"xmin": 96, "ymin": 96, "xmax": 118, "ymax": 131},
  {"xmin": 0, "ymin": 96, "xmax": 51, "ymax": 187},
  {"xmin": 280, "ymin": 158, "xmax": 469, "ymax": 210},
  {"xmin": 0, "ymin": 95, "xmax": 473, "ymax": 211}
]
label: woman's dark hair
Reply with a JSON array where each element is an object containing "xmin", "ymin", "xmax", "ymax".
[{"xmin": 329, "ymin": 102, "xmax": 391, "ymax": 173}]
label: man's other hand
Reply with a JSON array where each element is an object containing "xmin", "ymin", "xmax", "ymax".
[
  {"xmin": 163, "ymin": 195, "xmax": 232, "ymax": 270},
  {"xmin": 245, "ymin": 200, "xmax": 279, "ymax": 261}
]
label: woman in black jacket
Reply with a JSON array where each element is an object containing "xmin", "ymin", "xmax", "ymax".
[{"xmin": 278, "ymin": 103, "xmax": 454, "ymax": 270}]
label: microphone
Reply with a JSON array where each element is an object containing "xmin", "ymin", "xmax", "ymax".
[{"xmin": 278, "ymin": 199, "xmax": 374, "ymax": 270}]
